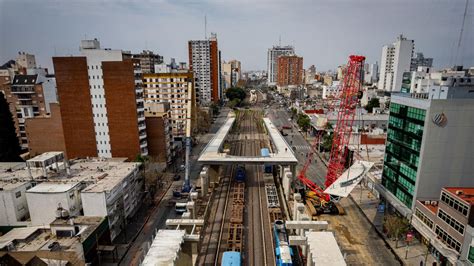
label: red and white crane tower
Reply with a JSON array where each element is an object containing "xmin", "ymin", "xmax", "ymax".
[{"xmin": 297, "ymin": 55, "xmax": 365, "ymax": 201}]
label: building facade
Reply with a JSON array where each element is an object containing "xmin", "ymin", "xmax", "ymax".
[
  {"xmin": 52, "ymin": 39, "xmax": 147, "ymax": 160},
  {"xmin": 188, "ymin": 33, "xmax": 221, "ymax": 105},
  {"xmin": 222, "ymin": 60, "xmax": 241, "ymax": 89},
  {"xmin": 410, "ymin": 52, "xmax": 433, "ymax": 72},
  {"xmin": 277, "ymin": 55, "xmax": 303, "ymax": 87},
  {"xmin": 380, "ymin": 76, "xmax": 474, "ymax": 217},
  {"xmin": 133, "ymin": 50, "xmax": 163, "ymax": 74},
  {"xmin": 143, "ymin": 70, "xmax": 195, "ymax": 140},
  {"xmin": 145, "ymin": 103, "xmax": 173, "ymax": 164},
  {"xmin": 267, "ymin": 45, "xmax": 295, "ymax": 86},
  {"xmin": 378, "ymin": 35, "xmax": 414, "ymax": 92},
  {"xmin": 413, "ymin": 187, "xmax": 474, "ymax": 264}
]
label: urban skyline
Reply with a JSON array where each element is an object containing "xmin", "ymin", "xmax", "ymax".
[{"xmin": 1, "ymin": 0, "xmax": 473, "ymax": 72}]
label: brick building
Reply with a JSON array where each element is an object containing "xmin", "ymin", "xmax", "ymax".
[
  {"xmin": 145, "ymin": 103, "xmax": 173, "ymax": 164},
  {"xmin": 277, "ymin": 55, "xmax": 303, "ymax": 87}
]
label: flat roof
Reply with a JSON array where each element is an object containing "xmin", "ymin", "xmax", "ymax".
[
  {"xmin": 197, "ymin": 113, "xmax": 297, "ymax": 165},
  {"xmin": 306, "ymin": 231, "xmax": 346, "ymax": 266},
  {"xmin": 142, "ymin": 230, "xmax": 186, "ymax": 265},
  {"xmin": 0, "ymin": 180, "xmax": 30, "ymax": 191},
  {"xmin": 444, "ymin": 187, "xmax": 474, "ymax": 205},
  {"xmin": 0, "ymin": 226, "xmax": 43, "ymax": 249},
  {"xmin": 0, "ymin": 156, "xmax": 140, "ymax": 193},
  {"xmin": 27, "ymin": 182, "xmax": 80, "ymax": 193},
  {"xmin": 27, "ymin": 152, "xmax": 64, "ymax": 163}
]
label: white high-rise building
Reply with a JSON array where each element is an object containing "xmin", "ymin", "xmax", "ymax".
[
  {"xmin": 267, "ymin": 45, "xmax": 295, "ymax": 86},
  {"xmin": 378, "ymin": 35, "xmax": 414, "ymax": 92}
]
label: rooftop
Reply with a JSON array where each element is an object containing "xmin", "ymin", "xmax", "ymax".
[
  {"xmin": 444, "ymin": 187, "xmax": 474, "ymax": 205},
  {"xmin": 27, "ymin": 182, "xmax": 80, "ymax": 194},
  {"xmin": 12, "ymin": 74, "xmax": 38, "ymax": 86},
  {"xmin": 306, "ymin": 231, "xmax": 346, "ymax": 266}
]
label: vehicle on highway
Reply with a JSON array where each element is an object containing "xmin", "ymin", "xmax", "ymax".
[{"xmin": 221, "ymin": 251, "xmax": 241, "ymax": 266}]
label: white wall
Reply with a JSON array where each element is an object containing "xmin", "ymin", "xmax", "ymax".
[
  {"xmin": 0, "ymin": 183, "xmax": 30, "ymax": 226},
  {"xmin": 26, "ymin": 191, "xmax": 75, "ymax": 225},
  {"xmin": 81, "ymin": 192, "xmax": 107, "ymax": 217},
  {"xmin": 414, "ymin": 99, "xmax": 474, "ymax": 202}
]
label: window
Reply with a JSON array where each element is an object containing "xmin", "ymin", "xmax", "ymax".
[
  {"xmin": 440, "ymin": 191, "xmax": 469, "ymax": 216},
  {"xmin": 15, "ymin": 191, "xmax": 21, "ymax": 198},
  {"xmin": 415, "ymin": 208, "xmax": 433, "ymax": 229},
  {"xmin": 435, "ymin": 225, "xmax": 461, "ymax": 253},
  {"xmin": 438, "ymin": 209, "xmax": 465, "ymax": 235}
]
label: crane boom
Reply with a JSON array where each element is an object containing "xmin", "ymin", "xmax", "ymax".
[{"xmin": 296, "ymin": 55, "xmax": 365, "ymax": 201}]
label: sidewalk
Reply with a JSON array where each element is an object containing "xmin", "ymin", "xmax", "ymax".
[{"xmin": 349, "ymin": 186, "xmax": 437, "ymax": 266}]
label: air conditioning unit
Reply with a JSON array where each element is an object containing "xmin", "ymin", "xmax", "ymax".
[
  {"xmin": 424, "ymin": 201, "xmax": 430, "ymax": 205},
  {"xmin": 431, "ymin": 201, "xmax": 438, "ymax": 206},
  {"xmin": 456, "ymin": 190, "xmax": 463, "ymax": 195}
]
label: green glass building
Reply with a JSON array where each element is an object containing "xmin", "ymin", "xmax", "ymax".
[{"xmin": 382, "ymin": 102, "xmax": 426, "ymax": 208}]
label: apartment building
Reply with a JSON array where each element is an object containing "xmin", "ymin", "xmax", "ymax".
[
  {"xmin": 410, "ymin": 52, "xmax": 433, "ymax": 71},
  {"xmin": 133, "ymin": 50, "xmax": 163, "ymax": 74},
  {"xmin": 0, "ymin": 151, "xmax": 143, "ymax": 241},
  {"xmin": 188, "ymin": 33, "xmax": 221, "ymax": 104},
  {"xmin": 277, "ymin": 55, "xmax": 303, "ymax": 87},
  {"xmin": 413, "ymin": 187, "xmax": 474, "ymax": 264},
  {"xmin": 222, "ymin": 60, "xmax": 241, "ymax": 89},
  {"xmin": 143, "ymin": 68, "xmax": 195, "ymax": 140},
  {"xmin": 145, "ymin": 103, "xmax": 173, "ymax": 164},
  {"xmin": 379, "ymin": 75, "xmax": 474, "ymax": 217},
  {"xmin": 378, "ymin": 35, "xmax": 414, "ymax": 92},
  {"xmin": 267, "ymin": 45, "xmax": 295, "ymax": 86},
  {"xmin": 402, "ymin": 66, "xmax": 468, "ymax": 94},
  {"xmin": 52, "ymin": 39, "xmax": 147, "ymax": 160}
]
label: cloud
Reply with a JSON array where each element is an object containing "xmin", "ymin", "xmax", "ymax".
[{"xmin": 0, "ymin": 0, "xmax": 472, "ymax": 72}]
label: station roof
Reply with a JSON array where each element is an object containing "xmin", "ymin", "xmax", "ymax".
[
  {"xmin": 197, "ymin": 113, "xmax": 297, "ymax": 165},
  {"xmin": 142, "ymin": 230, "xmax": 186, "ymax": 265},
  {"xmin": 306, "ymin": 231, "xmax": 346, "ymax": 266},
  {"xmin": 324, "ymin": 160, "xmax": 374, "ymax": 197}
]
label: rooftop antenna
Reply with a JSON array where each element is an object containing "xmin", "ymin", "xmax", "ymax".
[
  {"xmin": 204, "ymin": 15, "xmax": 207, "ymax": 39},
  {"xmin": 279, "ymin": 35, "xmax": 281, "ymax": 46},
  {"xmin": 454, "ymin": 0, "xmax": 470, "ymax": 65}
]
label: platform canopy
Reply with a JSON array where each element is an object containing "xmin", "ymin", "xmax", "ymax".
[
  {"xmin": 324, "ymin": 160, "xmax": 374, "ymax": 197},
  {"xmin": 142, "ymin": 230, "xmax": 186, "ymax": 265},
  {"xmin": 197, "ymin": 113, "xmax": 297, "ymax": 165}
]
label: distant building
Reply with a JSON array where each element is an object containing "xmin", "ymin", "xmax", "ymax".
[
  {"xmin": 3, "ymin": 72, "xmax": 57, "ymax": 150},
  {"xmin": 413, "ymin": 187, "xmax": 474, "ymax": 264},
  {"xmin": 143, "ymin": 69, "xmax": 196, "ymax": 140},
  {"xmin": 52, "ymin": 39, "xmax": 147, "ymax": 160},
  {"xmin": 336, "ymin": 65, "xmax": 344, "ymax": 81},
  {"xmin": 15, "ymin": 52, "xmax": 36, "ymax": 70},
  {"xmin": 188, "ymin": 33, "xmax": 222, "ymax": 104},
  {"xmin": 378, "ymin": 35, "xmax": 414, "ymax": 92},
  {"xmin": 322, "ymin": 81, "xmax": 340, "ymax": 99},
  {"xmin": 401, "ymin": 66, "xmax": 466, "ymax": 94},
  {"xmin": 379, "ymin": 76, "xmax": 474, "ymax": 217},
  {"xmin": 364, "ymin": 62, "xmax": 379, "ymax": 84},
  {"xmin": 145, "ymin": 103, "xmax": 173, "ymax": 164},
  {"xmin": 222, "ymin": 60, "xmax": 241, "ymax": 89},
  {"xmin": 277, "ymin": 55, "xmax": 303, "ymax": 87},
  {"xmin": 305, "ymin": 65, "xmax": 317, "ymax": 85},
  {"xmin": 267, "ymin": 45, "xmax": 295, "ymax": 86},
  {"xmin": 133, "ymin": 50, "xmax": 164, "ymax": 73},
  {"xmin": 410, "ymin": 52, "xmax": 433, "ymax": 71}
]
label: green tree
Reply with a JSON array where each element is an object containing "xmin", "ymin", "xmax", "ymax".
[
  {"xmin": 228, "ymin": 98, "xmax": 241, "ymax": 108},
  {"xmin": 364, "ymin": 98, "xmax": 380, "ymax": 113},
  {"xmin": 210, "ymin": 103, "xmax": 219, "ymax": 116},
  {"xmin": 297, "ymin": 113, "xmax": 311, "ymax": 132},
  {"xmin": 291, "ymin": 108, "xmax": 297, "ymax": 119},
  {"xmin": 321, "ymin": 132, "xmax": 334, "ymax": 152},
  {"xmin": 225, "ymin": 87, "xmax": 246, "ymax": 102},
  {"xmin": 384, "ymin": 214, "xmax": 410, "ymax": 248},
  {"xmin": 0, "ymin": 91, "xmax": 22, "ymax": 162}
]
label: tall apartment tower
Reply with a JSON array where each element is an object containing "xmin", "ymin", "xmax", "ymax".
[
  {"xmin": 267, "ymin": 45, "xmax": 295, "ymax": 86},
  {"xmin": 188, "ymin": 33, "xmax": 221, "ymax": 105},
  {"xmin": 222, "ymin": 60, "xmax": 242, "ymax": 89},
  {"xmin": 277, "ymin": 55, "xmax": 303, "ymax": 87},
  {"xmin": 53, "ymin": 39, "xmax": 147, "ymax": 160},
  {"xmin": 378, "ymin": 35, "xmax": 414, "ymax": 92},
  {"xmin": 379, "ymin": 76, "xmax": 474, "ymax": 217}
]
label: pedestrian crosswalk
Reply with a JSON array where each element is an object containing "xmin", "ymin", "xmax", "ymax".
[{"xmin": 293, "ymin": 145, "xmax": 312, "ymax": 151}]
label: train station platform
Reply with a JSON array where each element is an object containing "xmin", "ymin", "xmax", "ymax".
[{"xmin": 197, "ymin": 112, "xmax": 297, "ymax": 165}]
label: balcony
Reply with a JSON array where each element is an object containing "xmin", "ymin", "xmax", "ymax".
[{"xmin": 11, "ymin": 86, "xmax": 35, "ymax": 93}]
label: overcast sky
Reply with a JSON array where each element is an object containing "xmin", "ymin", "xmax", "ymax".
[{"xmin": 0, "ymin": 0, "xmax": 473, "ymax": 72}]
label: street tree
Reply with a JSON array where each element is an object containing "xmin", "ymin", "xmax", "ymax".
[{"xmin": 364, "ymin": 98, "xmax": 380, "ymax": 113}]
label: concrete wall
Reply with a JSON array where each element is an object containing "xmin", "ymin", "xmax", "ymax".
[
  {"xmin": 0, "ymin": 183, "xmax": 30, "ymax": 226},
  {"xmin": 26, "ymin": 190, "xmax": 82, "ymax": 226},
  {"xmin": 414, "ymin": 99, "xmax": 474, "ymax": 202},
  {"xmin": 81, "ymin": 192, "xmax": 107, "ymax": 217}
]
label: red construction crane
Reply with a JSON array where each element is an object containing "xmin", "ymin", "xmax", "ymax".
[{"xmin": 297, "ymin": 55, "xmax": 365, "ymax": 201}]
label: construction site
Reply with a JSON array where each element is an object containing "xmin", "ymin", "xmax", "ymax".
[{"xmin": 139, "ymin": 55, "xmax": 400, "ymax": 266}]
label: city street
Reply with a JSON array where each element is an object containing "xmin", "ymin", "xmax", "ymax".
[{"xmin": 266, "ymin": 103, "xmax": 400, "ymax": 265}]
